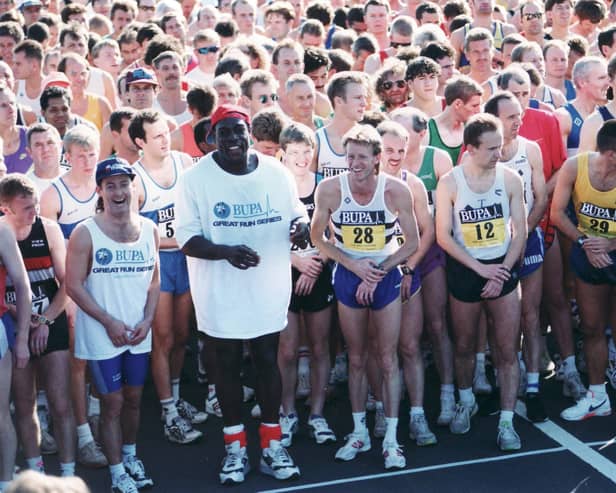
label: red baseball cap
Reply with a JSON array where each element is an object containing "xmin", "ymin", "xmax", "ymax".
[{"xmin": 207, "ymin": 104, "xmax": 251, "ymax": 141}]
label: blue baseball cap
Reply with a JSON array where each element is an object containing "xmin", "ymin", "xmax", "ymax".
[{"xmin": 95, "ymin": 157, "xmax": 136, "ymax": 186}]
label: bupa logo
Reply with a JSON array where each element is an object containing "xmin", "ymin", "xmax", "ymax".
[
  {"xmin": 95, "ymin": 248, "xmax": 113, "ymax": 265},
  {"xmin": 213, "ymin": 202, "xmax": 231, "ymax": 218}
]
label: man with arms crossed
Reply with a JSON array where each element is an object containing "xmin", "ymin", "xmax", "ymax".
[
  {"xmin": 435, "ymin": 114, "xmax": 527, "ymax": 450},
  {"xmin": 311, "ymin": 125, "xmax": 419, "ymax": 469}
]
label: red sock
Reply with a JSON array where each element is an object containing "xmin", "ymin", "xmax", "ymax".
[
  {"xmin": 224, "ymin": 430, "xmax": 247, "ymax": 448},
  {"xmin": 259, "ymin": 423, "xmax": 281, "ymax": 450}
]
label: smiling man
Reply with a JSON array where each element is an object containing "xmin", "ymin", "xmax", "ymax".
[{"xmin": 176, "ymin": 104, "xmax": 309, "ymax": 485}]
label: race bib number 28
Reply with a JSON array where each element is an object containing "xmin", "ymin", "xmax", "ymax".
[{"xmin": 341, "ymin": 224, "xmax": 385, "ymax": 252}]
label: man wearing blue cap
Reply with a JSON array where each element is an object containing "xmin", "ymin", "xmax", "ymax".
[
  {"xmin": 66, "ymin": 157, "xmax": 160, "ymax": 493},
  {"xmin": 176, "ymin": 104, "xmax": 310, "ymax": 485}
]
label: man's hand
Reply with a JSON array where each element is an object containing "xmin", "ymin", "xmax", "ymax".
[
  {"xmin": 481, "ymin": 278, "xmax": 504, "ymax": 299},
  {"xmin": 585, "ymin": 249, "xmax": 614, "ymax": 269},
  {"xmin": 295, "ymin": 274, "xmax": 317, "ymax": 296},
  {"xmin": 400, "ymin": 273, "xmax": 414, "ymax": 301},
  {"xmin": 105, "ymin": 318, "xmax": 131, "ymax": 347},
  {"xmin": 295, "ymin": 256, "xmax": 323, "ymax": 278},
  {"xmin": 129, "ymin": 319, "xmax": 151, "ymax": 346},
  {"xmin": 290, "ymin": 220, "xmax": 310, "ymax": 249},
  {"xmin": 583, "ymin": 237, "xmax": 613, "ymax": 256},
  {"xmin": 475, "ymin": 263, "xmax": 511, "ymax": 282},
  {"xmin": 355, "ymin": 281, "xmax": 377, "ymax": 306},
  {"xmin": 29, "ymin": 324, "xmax": 49, "ymax": 356},
  {"xmin": 350, "ymin": 258, "xmax": 386, "ymax": 284},
  {"xmin": 223, "ymin": 245, "xmax": 260, "ymax": 270}
]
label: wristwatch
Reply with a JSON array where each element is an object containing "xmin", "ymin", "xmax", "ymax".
[
  {"xmin": 401, "ymin": 265, "xmax": 415, "ymax": 276},
  {"xmin": 31, "ymin": 313, "xmax": 54, "ymax": 326},
  {"xmin": 576, "ymin": 235, "xmax": 588, "ymax": 248}
]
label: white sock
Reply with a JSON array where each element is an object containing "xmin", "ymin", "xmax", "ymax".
[
  {"xmin": 208, "ymin": 384, "xmax": 216, "ymax": 397},
  {"xmin": 223, "ymin": 424, "xmax": 244, "ymax": 435},
  {"xmin": 161, "ymin": 397, "xmax": 179, "ymax": 425},
  {"xmin": 375, "ymin": 401, "xmax": 384, "ymax": 411},
  {"xmin": 410, "ymin": 406, "xmax": 424, "ymax": 417},
  {"xmin": 589, "ymin": 384, "xmax": 607, "ymax": 398},
  {"xmin": 77, "ymin": 423, "xmax": 94, "ymax": 448},
  {"xmin": 171, "ymin": 378, "xmax": 180, "ymax": 402},
  {"xmin": 122, "ymin": 443, "xmax": 136, "ymax": 462},
  {"xmin": 384, "ymin": 417, "xmax": 398, "ymax": 444},
  {"xmin": 476, "ymin": 353, "xmax": 485, "ymax": 365},
  {"xmin": 526, "ymin": 372, "xmax": 539, "ymax": 393},
  {"xmin": 26, "ymin": 456, "xmax": 44, "ymax": 472},
  {"xmin": 60, "ymin": 462, "xmax": 75, "ymax": 477},
  {"xmin": 352, "ymin": 411, "xmax": 367, "ymax": 432},
  {"xmin": 88, "ymin": 395, "xmax": 100, "ymax": 416},
  {"xmin": 459, "ymin": 387, "xmax": 475, "ymax": 407},
  {"xmin": 440, "ymin": 384, "xmax": 455, "ymax": 401},
  {"xmin": 109, "ymin": 463, "xmax": 126, "ymax": 484},
  {"xmin": 499, "ymin": 410, "xmax": 514, "ymax": 425}
]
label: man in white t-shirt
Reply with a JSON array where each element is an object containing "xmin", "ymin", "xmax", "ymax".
[{"xmin": 176, "ymin": 104, "xmax": 309, "ymax": 486}]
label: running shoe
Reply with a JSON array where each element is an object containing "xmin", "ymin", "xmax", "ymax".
[
  {"xmin": 77, "ymin": 440, "xmax": 107, "ymax": 468},
  {"xmin": 563, "ymin": 372, "xmax": 586, "ymax": 401},
  {"xmin": 40, "ymin": 428, "xmax": 58, "ymax": 455},
  {"xmin": 280, "ymin": 413, "xmax": 299, "ymax": 447},
  {"xmin": 382, "ymin": 442, "xmax": 406, "ymax": 470},
  {"xmin": 553, "ymin": 353, "xmax": 565, "ymax": 381},
  {"xmin": 296, "ymin": 371, "xmax": 311, "ymax": 399},
  {"xmin": 332, "ymin": 354, "xmax": 348, "ymax": 384},
  {"xmin": 111, "ymin": 473, "xmax": 138, "ymax": 493},
  {"xmin": 307, "ymin": 416, "xmax": 336, "ymax": 444},
  {"xmin": 219, "ymin": 440, "xmax": 250, "ymax": 485},
  {"xmin": 473, "ymin": 365, "xmax": 492, "ymax": 395},
  {"xmin": 606, "ymin": 357, "xmax": 616, "ymax": 390},
  {"xmin": 206, "ymin": 392, "xmax": 223, "ymax": 418},
  {"xmin": 260, "ymin": 440, "xmax": 300, "ymax": 480},
  {"xmin": 176, "ymin": 399, "xmax": 208, "ymax": 425},
  {"xmin": 409, "ymin": 414, "xmax": 437, "ymax": 446},
  {"xmin": 366, "ymin": 392, "xmax": 377, "ymax": 412},
  {"xmin": 449, "ymin": 401, "xmax": 478, "ymax": 435},
  {"xmin": 560, "ymin": 391, "xmax": 612, "ymax": 421},
  {"xmin": 164, "ymin": 416, "xmax": 203, "ymax": 444},
  {"xmin": 525, "ymin": 393, "xmax": 548, "ymax": 423},
  {"xmin": 373, "ymin": 407, "xmax": 386, "ymax": 438},
  {"xmin": 497, "ymin": 421, "xmax": 521, "ymax": 451},
  {"xmin": 251, "ymin": 404, "xmax": 262, "ymax": 419},
  {"xmin": 437, "ymin": 395, "xmax": 456, "ymax": 426},
  {"xmin": 124, "ymin": 456, "xmax": 154, "ymax": 489},
  {"xmin": 335, "ymin": 429, "xmax": 371, "ymax": 461},
  {"xmin": 243, "ymin": 386, "xmax": 255, "ymax": 402}
]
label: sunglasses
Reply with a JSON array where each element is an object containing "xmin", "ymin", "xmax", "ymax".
[
  {"xmin": 382, "ymin": 80, "xmax": 407, "ymax": 90},
  {"xmin": 523, "ymin": 12, "xmax": 543, "ymax": 20},
  {"xmin": 390, "ymin": 41, "xmax": 412, "ymax": 49},
  {"xmin": 258, "ymin": 94, "xmax": 279, "ymax": 103},
  {"xmin": 197, "ymin": 46, "xmax": 219, "ymax": 55},
  {"xmin": 139, "ymin": 5, "xmax": 155, "ymax": 11}
]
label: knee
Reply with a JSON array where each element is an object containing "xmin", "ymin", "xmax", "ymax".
[
  {"xmin": 278, "ymin": 341, "xmax": 297, "ymax": 366},
  {"xmin": 101, "ymin": 394, "xmax": 123, "ymax": 418},
  {"xmin": 399, "ymin": 339, "xmax": 420, "ymax": 361},
  {"xmin": 347, "ymin": 351, "xmax": 367, "ymax": 373},
  {"xmin": 154, "ymin": 333, "xmax": 174, "ymax": 354},
  {"xmin": 378, "ymin": 350, "xmax": 398, "ymax": 375},
  {"xmin": 311, "ymin": 339, "xmax": 329, "ymax": 361}
]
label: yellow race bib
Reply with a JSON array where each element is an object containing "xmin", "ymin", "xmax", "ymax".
[
  {"xmin": 459, "ymin": 204, "xmax": 506, "ymax": 249},
  {"xmin": 341, "ymin": 224, "xmax": 385, "ymax": 252},
  {"xmin": 577, "ymin": 202, "xmax": 616, "ymax": 239}
]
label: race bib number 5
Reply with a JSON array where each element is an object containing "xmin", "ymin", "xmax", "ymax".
[
  {"xmin": 158, "ymin": 205, "xmax": 176, "ymax": 239},
  {"xmin": 341, "ymin": 224, "xmax": 385, "ymax": 251}
]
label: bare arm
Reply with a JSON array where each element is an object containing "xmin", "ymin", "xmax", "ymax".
[
  {"xmin": 555, "ymin": 107, "xmax": 571, "ymax": 153},
  {"xmin": 39, "ymin": 185, "xmax": 61, "ymax": 221},
  {"xmin": 0, "ymin": 224, "xmax": 31, "ymax": 367},
  {"xmin": 578, "ymin": 112, "xmax": 600, "ymax": 153},
  {"xmin": 40, "ymin": 220, "xmax": 68, "ymax": 321},
  {"xmin": 526, "ymin": 141, "xmax": 548, "ymax": 232},
  {"xmin": 403, "ymin": 175, "xmax": 431, "ymax": 270},
  {"xmin": 550, "ymin": 156, "xmax": 581, "ymax": 243},
  {"xmin": 502, "ymin": 169, "xmax": 528, "ymax": 269}
]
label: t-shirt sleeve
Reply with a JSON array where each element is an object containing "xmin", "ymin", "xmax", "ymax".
[{"xmin": 175, "ymin": 167, "xmax": 207, "ymax": 248}]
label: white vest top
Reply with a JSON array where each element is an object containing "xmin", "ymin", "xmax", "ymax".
[
  {"xmin": 451, "ymin": 164, "xmax": 512, "ymax": 260},
  {"xmin": 499, "ymin": 137, "xmax": 533, "ymax": 218},
  {"xmin": 316, "ymin": 127, "xmax": 348, "ymax": 178},
  {"xmin": 74, "ymin": 217, "xmax": 157, "ymax": 360}
]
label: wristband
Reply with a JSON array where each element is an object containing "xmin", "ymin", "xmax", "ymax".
[
  {"xmin": 31, "ymin": 313, "xmax": 54, "ymax": 326},
  {"xmin": 401, "ymin": 265, "xmax": 415, "ymax": 276}
]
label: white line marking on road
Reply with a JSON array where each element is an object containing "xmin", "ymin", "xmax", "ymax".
[{"xmin": 257, "ymin": 446, "xmax": 567, "ymax": 493}]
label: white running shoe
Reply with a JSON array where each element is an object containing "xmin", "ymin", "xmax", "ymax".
[
  {"xmin": 335, "ymin": 429, "xmax": 371, "ymax": 461},
  {"xmin": 449, "ymin": 402, "xmax": 478, "ymax": 435},
  {"xmin": 409, "ymin": 413, "xmax": 437, "ymax": 446},
  {"xmin": 40, "ymin": 428, "xmax": 58, "ymax": 455},
  {"xmin": 307, "ymin": 416, "xmax": 336, "ymax": 444},
  {"xmin": 383, "ymin": 442, "xmax": 406, "ymax": 470},
  {"xmin": 497, "ymin": 421, "xmax": 521, "ymax": 451},
  {"xmin": 373, "ymin": 407, "xmax": 386, "ymax": 438},
  {"xmin": 562, "ymin": 372, "xmax": 586, "ymax": 401},
  {"xmin": 280, "ymin": 413, "xmax": 299, "ymax": 447},
  {"xmin": 111, "ymin": 473, "xmax": 138, "ymax": 493},
  {"xmin": 473, "ymin": 365, "xmax": 492, "ymax": 395},
  {"xmin": 560, "ymin": 391, "xmax": 612, "ymax": 421},
  {"xmin": 437, "ymin": 395, "xmax": 456, "ymax": 426},
  {"xmin": 206, "ymin": 392, "xmax": 223, "ymax": 418},
  {"xmin": 124, "ymin": 455, "xmax": 154, "ymax": 489},
  {"xmin": 219, "ymin": 440, "xmax": 250, "ymax": 485},
  {"xmin": 164, "ymin": 416, "xmax": 203, "ymax": 444},
  {"xmin": 260, "ymin": 440, "xmax": 300, "ymax": 480},
  {"xmin": 176, "ymin": 399, "xmax": 208, "ymax": 425}
]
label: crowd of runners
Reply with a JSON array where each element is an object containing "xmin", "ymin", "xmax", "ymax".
[{"xmin": 0, "ymin": 0, "xmax": 614, "ymax": 490}]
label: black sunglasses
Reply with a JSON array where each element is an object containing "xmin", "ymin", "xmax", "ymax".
[
  {"xmin": 382, "ymin": 80, "xmax": 407, "ymax": 90},
  {"xmin": 391, "ymin": 41, "xmax": 412, "ymax": 49},
  {"xmin": 197, "ymin": 46, "xmax": 220, "ymax": 55},
  {"xmin": 523, "ymin": 12, "xmax": 543, "ymax": 20}
]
